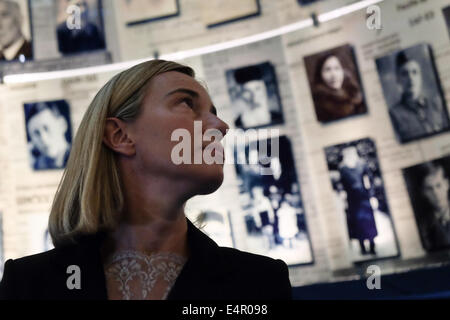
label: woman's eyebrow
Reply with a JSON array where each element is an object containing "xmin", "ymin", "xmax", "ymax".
[
  {"xmin": 166, "ymin": 88, "xmax": 217, "ymax": 115},
  {"xmin": 165, "ymin": 88, "xmax": 199, "ymax": 98}
]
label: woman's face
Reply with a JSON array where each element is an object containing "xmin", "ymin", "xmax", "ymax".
[
  {"xmin": 320, "ymin": 56, "xmax": 345, "ymax": 90},
  {"xmin": 127, "ymin": 71, "xmax": 229, "ymax": 196}
]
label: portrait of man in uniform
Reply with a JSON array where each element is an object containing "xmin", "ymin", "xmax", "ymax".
[
  {"xmin": 404, "ymin": 158, "xmax": 450, "ymax": 251},
  {"xmin": 376, "ymin": 44, "xmax": 450, "ymax": 143}
]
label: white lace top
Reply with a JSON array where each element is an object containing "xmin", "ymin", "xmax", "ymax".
[{"xmin": 104, "ymin": 250, "xmax": 187, "ymax": 300}]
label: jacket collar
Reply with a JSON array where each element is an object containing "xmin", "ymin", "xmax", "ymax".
[{"xmin": 52, "ymin": 218, "xmax": 224, "ymax": 300}]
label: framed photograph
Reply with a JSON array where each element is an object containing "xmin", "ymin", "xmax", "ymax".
[
  {"xmin": 201, "ymin": 0, "xmax": 261, "ymax": 28},
  {"xmin": 234, "ymin": 135, "xmax": 313, "ymax": 266},
  {"xmin": 324, "ymin": 138, "xmax": 399, "ymax": 263},
  {"xmin": 226, "ymin": 62, "xmax": 284, "ymax": 130},
  {"xmin": 375, "ymin": 43, "xmax": 450, "ymax": 143},
  {"xmin": 304, "ymin": 44, "xmax": 367, "ymax": 123},
  {"xmin": 185, "ymin": 208, "xmax": 235, "ymax": 248},
  {"xmin": 0, "ymin": 0, "xmax": 33, "ymax": 62},
  {"xmin": 117, "ymin": 0, "xmax": 180, "ymax": 26},
  {"xmin": 55, "ymin": 0, "xmax": 106, "ymax": 55},
  {"xmin": 403, "ymin": 156, "xmax": 450, "ymax": 252},
  {"xmin": 24, "ymin": 99, "xmax": 72, "ymax": 171}
]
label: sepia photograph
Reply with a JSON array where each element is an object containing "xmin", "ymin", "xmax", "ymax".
[
  {"xmin": 324, "ymin": 138, "xmax": 399, "ymax": 263},
  {"xmin": 304, "ymin": 44, "xmax": 367, "ymax": 123},
  {"xmin": 376, "ymin": 43, "xmax": 450, "ymax": 143},
  {"xmin": 24, "ymin": 99, "xmax": 72, "ymax": 171},
  {"xmin": 0, "ymin": 0, "xmax": 33, "ymax": 62},
  {"xmin": 403, "ymin": 156, "xmax": 450, "ymax": 252},
  {"xmin": 201, "ymin": 0, "xmax": 260, "ymax": 28},
  {"xmin": 234, "ymin": 135, "xmax": 313, "ymax": 265},
  {"xmin": 55, "ymin": 0, "xmax": 106, "ymax": 55},
  {"xmin": 117, "ymin": 0, "xmax": 180, "ymax": 26},
  {"xmin": 226, "ymin": 62, "xmax": 284, "ymax": 130}
]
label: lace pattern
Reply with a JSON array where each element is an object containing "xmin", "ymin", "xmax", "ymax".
[{"xmin": 104, "ymin": 250, "xmax": 187, "ymax": 300}]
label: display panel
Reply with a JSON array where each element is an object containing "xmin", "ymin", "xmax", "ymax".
[
  {"xmin": 375, "ymin": 43, "xmax": 450, "ymax": 143},
  {"xmin": 324, "ymin": 138, "xmax": 399, "ymax": 262},
  {"xmin": 403, "ymin": 156, "xmax": 450, "ymax": 252},
  {"xmin": 304, "ymin": 44, "xmax": 367, "ymax": 123},
  {"xmin": 0, "ymin": 0, "xmax": 33, "ymax": 62},
  {"xmin": 1, "ymin": 0, "xmax": 450, "ymax": 289},
  {"xmin": 23, "ymin": 99, "xmax": 72, "ymax": 170}
]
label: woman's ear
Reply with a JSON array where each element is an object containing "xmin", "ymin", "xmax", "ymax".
[{"xmin": 103, "ymin": 117, "xmax": 135, "ymax": 156}]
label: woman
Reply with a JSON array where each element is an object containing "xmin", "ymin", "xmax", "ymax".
[
  {"xmin": 338, "ymin": 147, "xmax": 378, "ymax": 256},
  {"xmin": 312, "ymin": 53, "xmax": 365, "ymax": 123},
  {"xmin": 0, "ymin": 60, "xmax": 292, "ymax": 300}
]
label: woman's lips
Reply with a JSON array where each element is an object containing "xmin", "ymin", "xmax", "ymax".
[{"xmin": 203, "ymin": 142, "xmax": 225, "ymax": 161}]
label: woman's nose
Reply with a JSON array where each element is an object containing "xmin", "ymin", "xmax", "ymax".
[
  {"xmin": 215, "ymin": 116, "xmax": 229, "ymax": 139},
  {"xmin": 205, "ymin": 114, "xmax": 229, "ymax": 139}
]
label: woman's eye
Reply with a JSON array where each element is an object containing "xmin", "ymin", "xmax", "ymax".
[{"xmin": 181, "ymin": 97, "xmax": 194, "ymax": 108}]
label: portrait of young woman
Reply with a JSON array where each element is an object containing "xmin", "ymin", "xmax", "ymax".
[
  {"xmin": 304, "ymin": 44, "xmax": 367, "ymax": 124},
  {"xmin": 0, "ymin": 59, "xmax": 292, "ymax": 300}
]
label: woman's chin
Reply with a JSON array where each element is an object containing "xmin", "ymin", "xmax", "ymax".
[{"xmin": 194, "ymin": 165, "xmax": 224, "ymax": 195}]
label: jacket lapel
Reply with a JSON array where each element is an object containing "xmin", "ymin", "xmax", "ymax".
[{"xmin": 51, "ymin": 232, "xmax": 108, "ymax": 300}]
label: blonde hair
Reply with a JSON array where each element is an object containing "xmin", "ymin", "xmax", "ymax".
[{"xmin": 49, "ymin": 59, "xmax": 194, "ymax": 247}]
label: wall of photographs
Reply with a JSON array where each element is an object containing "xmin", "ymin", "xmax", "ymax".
[{"xmin": 1, "ymin": 0, "xmax": 450, "ymax": 287}]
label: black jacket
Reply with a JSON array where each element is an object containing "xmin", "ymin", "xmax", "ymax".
[{"xmin": 0, "ymin": 219, "xmax": 292, "ymax": 300}]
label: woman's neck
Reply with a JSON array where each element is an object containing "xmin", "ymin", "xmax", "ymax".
[
  {"xmin": 107, "ymin": 214, "xmax": 188, "ymax": 254},
  {"xmin": 103, "ymin": 178, "xmax": 190, "ymax": 257}
]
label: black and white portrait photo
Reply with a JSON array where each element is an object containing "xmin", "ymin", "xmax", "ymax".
[
  {"xmin": 403, "ymin": 156, "xmax": 450, "ymax": 252},
  {"xmin": 55, "ymin": 0, "xmax": 105, "ymax": 55},
  {"xmin": 24, "ymin": 100, "xmax": 72, "ymax": 170},
  {"xmin": 118, "ymin": 0, "xmax": 180, "ymax": 26},
  {"xmin": 325, "ymin": 138, "xmax": 399, "ymax": 262},
  {"xmin": 226, "ymin": 62, "xmax": 284, "ymax": 130},
  {"xmin": 234, "ymin": 135, "xmax": 313, "ymax": 265},
  {"xmin": 376, "ymin": 43, "xmax": 450, "ymax": 143},
  {"xmin": 185, "ymin": 208, "xmax": 234, "ymax": 248},
  {"xmin": 304, "ymin": 44, "xmax": 367, "ymax": 123},
  {"xmin": 0, "ymin": 0, "xmax": 33, "ymax": 62}
]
